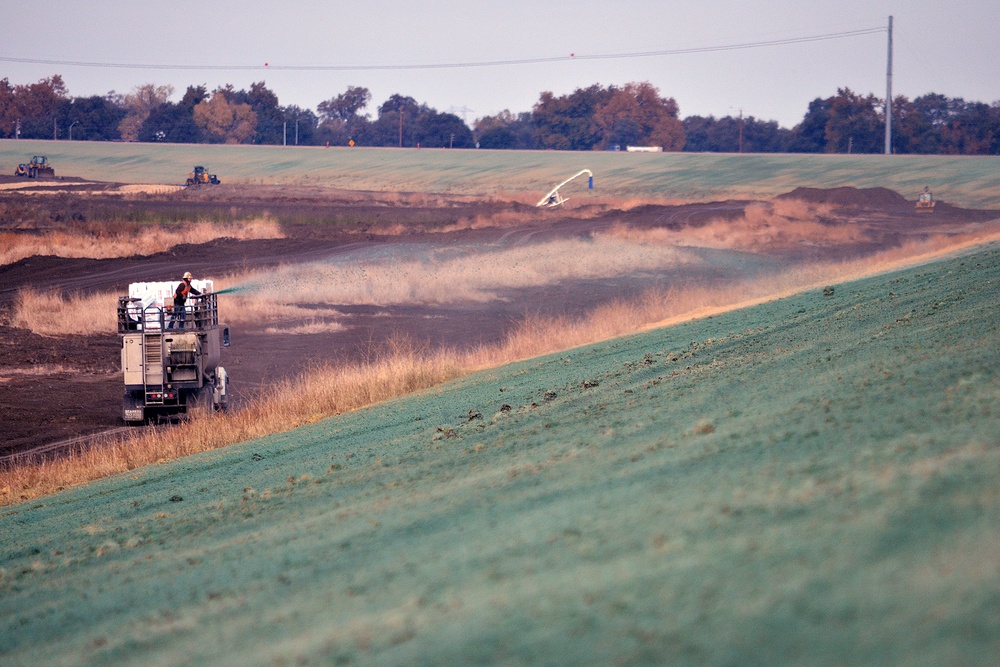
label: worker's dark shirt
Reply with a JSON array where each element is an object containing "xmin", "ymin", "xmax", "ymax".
[{"xmin": 173, "ymin": 280, "xmax": 201, "ymax": 307}]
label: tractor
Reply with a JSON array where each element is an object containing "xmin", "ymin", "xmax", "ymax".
[
  {"xmin": 186, "ymin": 165, "xmax": 221, "ymax": 186},
  {"xmin": 14, "ymin": 156, "xmax": 54, "ymax": 178}
]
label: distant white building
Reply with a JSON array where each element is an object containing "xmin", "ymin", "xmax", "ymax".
[{"xmin": 626, "ymin": 146, "xmax": 663, "ymax": 153}]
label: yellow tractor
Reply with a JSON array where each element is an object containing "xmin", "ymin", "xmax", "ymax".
[
  {"xmin": 186, "ymin": 165, "xmax": 221, "ymax": 186},
  {"xmin": 916, "ymin": 187, "xmax": 935, "ymax": 213},
  {"xmin": 14, "ymin": 156, "xmax": 54, "ymax": 178}
]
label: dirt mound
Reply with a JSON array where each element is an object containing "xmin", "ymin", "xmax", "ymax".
[{"xmin": 777, "ymin": 186, "xmax": 910, "ymax": 208}]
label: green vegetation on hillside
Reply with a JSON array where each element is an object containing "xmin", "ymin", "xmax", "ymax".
[
  {"xmin": 4, "ymin": 140, "xmax": 1000, "ymax": 208},
  {"xmin": 2, "ymin": 243, "xmax": 998, "ymax": 665}
]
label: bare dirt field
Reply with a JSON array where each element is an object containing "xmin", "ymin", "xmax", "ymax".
[{"xmin": 1, "ymin": 178, "xmax": 998, "ymax": 457}]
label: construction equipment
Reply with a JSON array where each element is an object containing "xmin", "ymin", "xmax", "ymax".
[
  {"xmin": 118, "ymin": 281, "xmax": 230, "ymax": 424},
  {"xmin": 916, "ymin": 187, "xmax": 935, "ymax": 213},
  {"xmin": 536, "ymin": 169, "xmax": 593, "ymax": 208},
  {"xmin": 14, "ymin": 156, "xmax": 54, "ymax": 178},
  {"xmin": 186, "ymin": 165, "xmax": 221, "ymax": 186}
]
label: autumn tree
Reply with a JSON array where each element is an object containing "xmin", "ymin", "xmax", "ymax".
[
  {"xmin": 118, "ymin": 83, "xmax": 174, "ymax": 141},
  {"xmin": 0, "ymin": 78, "xmax": 16, "ymax": 137},
  {"xmin": 0, "ymin": 75, "xmax": 69, "ymax": 138},
  {"xmin": 220, "ymin": 81, "xmax": 285, "ymax": 144},
  {"xmin": 592, "ymin": 82, "xmax": 684, "ymax": 150},
  {"xmin": 193, "ymin": 89, "xmax": 257, "ymax": 144}
]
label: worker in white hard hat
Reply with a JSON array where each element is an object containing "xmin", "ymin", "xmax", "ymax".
[{"xmin": 167, "ymin": 271, "xmax": 202, "ymax": 329}]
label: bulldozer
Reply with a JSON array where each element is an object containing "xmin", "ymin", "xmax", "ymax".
[
  {"xmin": 118, "ymin": 281, "xmax": 230, "ymax": 424},
  {"xmin": 916, "ymin": 187, "xmax": 935, "ymax": 213},
  {"xmin": 186, "ymin": 165, "xmax": 221, "ymax": 186},
  {"xmin": 14, "ymin": 155, "xmax": 54, "ymax": 178}
]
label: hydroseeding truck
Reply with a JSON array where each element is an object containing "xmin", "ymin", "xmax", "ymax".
[{"xmin": 118, "ymin": 280, "xmax": 230, "ymax": 424}]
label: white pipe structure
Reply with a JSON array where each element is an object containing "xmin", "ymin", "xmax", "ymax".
[{"xmin": 536, "ymin": 169, "xmax": 593, "ymax": 208}]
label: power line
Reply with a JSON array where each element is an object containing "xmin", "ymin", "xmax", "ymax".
[{"xmin": 0, "ymin": 27, "xmax": 885, "ymax": 73}]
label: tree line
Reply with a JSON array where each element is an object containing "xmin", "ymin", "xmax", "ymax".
[{"xmin": 2, "ymin": 75, "xmax": 999, "ymax": 154}]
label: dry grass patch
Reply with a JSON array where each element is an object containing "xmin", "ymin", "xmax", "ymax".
[
  {"xmin": 9, "ymin": 288, "xmax": 117, "ymax": 336},
  {"xmin": 595, "ymin": 199, "xmax": 856, "ymax": 252},
  {"xmin": 0, "ymin": 339, "xmax": 466, "ymax": 504},
  {"xmin": 0, "ymin": 217, "xmax": 283, "ymax": 266},
  {"xmin": 5, "ymin": 231, "xmax": 1000, "ymax": 505}
]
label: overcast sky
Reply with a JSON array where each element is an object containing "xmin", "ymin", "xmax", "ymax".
[{"xmin": 2, "ymin": 0, "xmax": 997, "ymax": 128}]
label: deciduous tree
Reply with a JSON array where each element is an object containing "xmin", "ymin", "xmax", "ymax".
[
  {"xmin": 593, "ymin": 82, "xmax": 684, "ymax": 151},
  {"xmin": 318, "ymin": 86, "xmax": 371, "ymax": 124},
  {"xmin": 532, "ymin": 85, "xmax": 612, "ymax": 150},
  {"xmin": 0, "ymin": 78, "xmax": 16, "ymax": 137},
  {"xmin": 316, "ymin": 86, "xmax": 371, "ymax": 145},
  {"xmin": 414, "ymin": 110, "xmax": 473, "ymax": 148},
  {"xmin": 2, "ymin": 75, "xmax": 69, "ymax": 139},
  {"xmin": 193, "ymin": 90, "xmax": 257, "ymax": 144},
  {"xmin": 59, "ymin": 94, "xmax": 125, "ymax": 141},
  {"xmin": 474, "ymin": 110, "xmax": 536, "ymax": 149},
  {"xmin": 824, "ymin": 87, "xmax": 881, "ymax": 153},
  {"xmin": 118, "ymin": 83, "xmax": 174, "ymax": 142}
]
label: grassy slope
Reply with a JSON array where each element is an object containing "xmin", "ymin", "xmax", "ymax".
[
  {"xmin": 4, "ymin": 138, "xmax": 1000, "ymax": 207},
  {"xmin": 2, "ymin": 244, "xmax": 998, "ymax": 666}
]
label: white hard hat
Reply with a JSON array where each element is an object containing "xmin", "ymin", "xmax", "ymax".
[{"xmin": 183, "ymin": 271, "xmax": 193, "ymax": 280}]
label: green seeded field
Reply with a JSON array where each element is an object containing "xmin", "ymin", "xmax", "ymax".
[
  {"xmin": 2, "ymin": 241, "xmax": 998, "ymax": 665},
  {"xmin": 4, "ymin": 139, "xmax": 1000, "ymax": 207}
]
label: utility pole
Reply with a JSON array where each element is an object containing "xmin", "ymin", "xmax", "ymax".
[
  {"xmin": 885, "ymin": 15, "xmax": 893, "ymax": 155},
  {"xmin": 398, "ymin": 111, "xmax": 403, "ymax": 148},
  {"xmin": 738, "ymin": 109, "xmax": 744, "ymax": 154}
]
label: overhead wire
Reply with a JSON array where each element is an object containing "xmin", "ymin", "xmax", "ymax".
[{"xmin": 0, "ymin": 27, "xmax": 886, "ymax": 72}]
